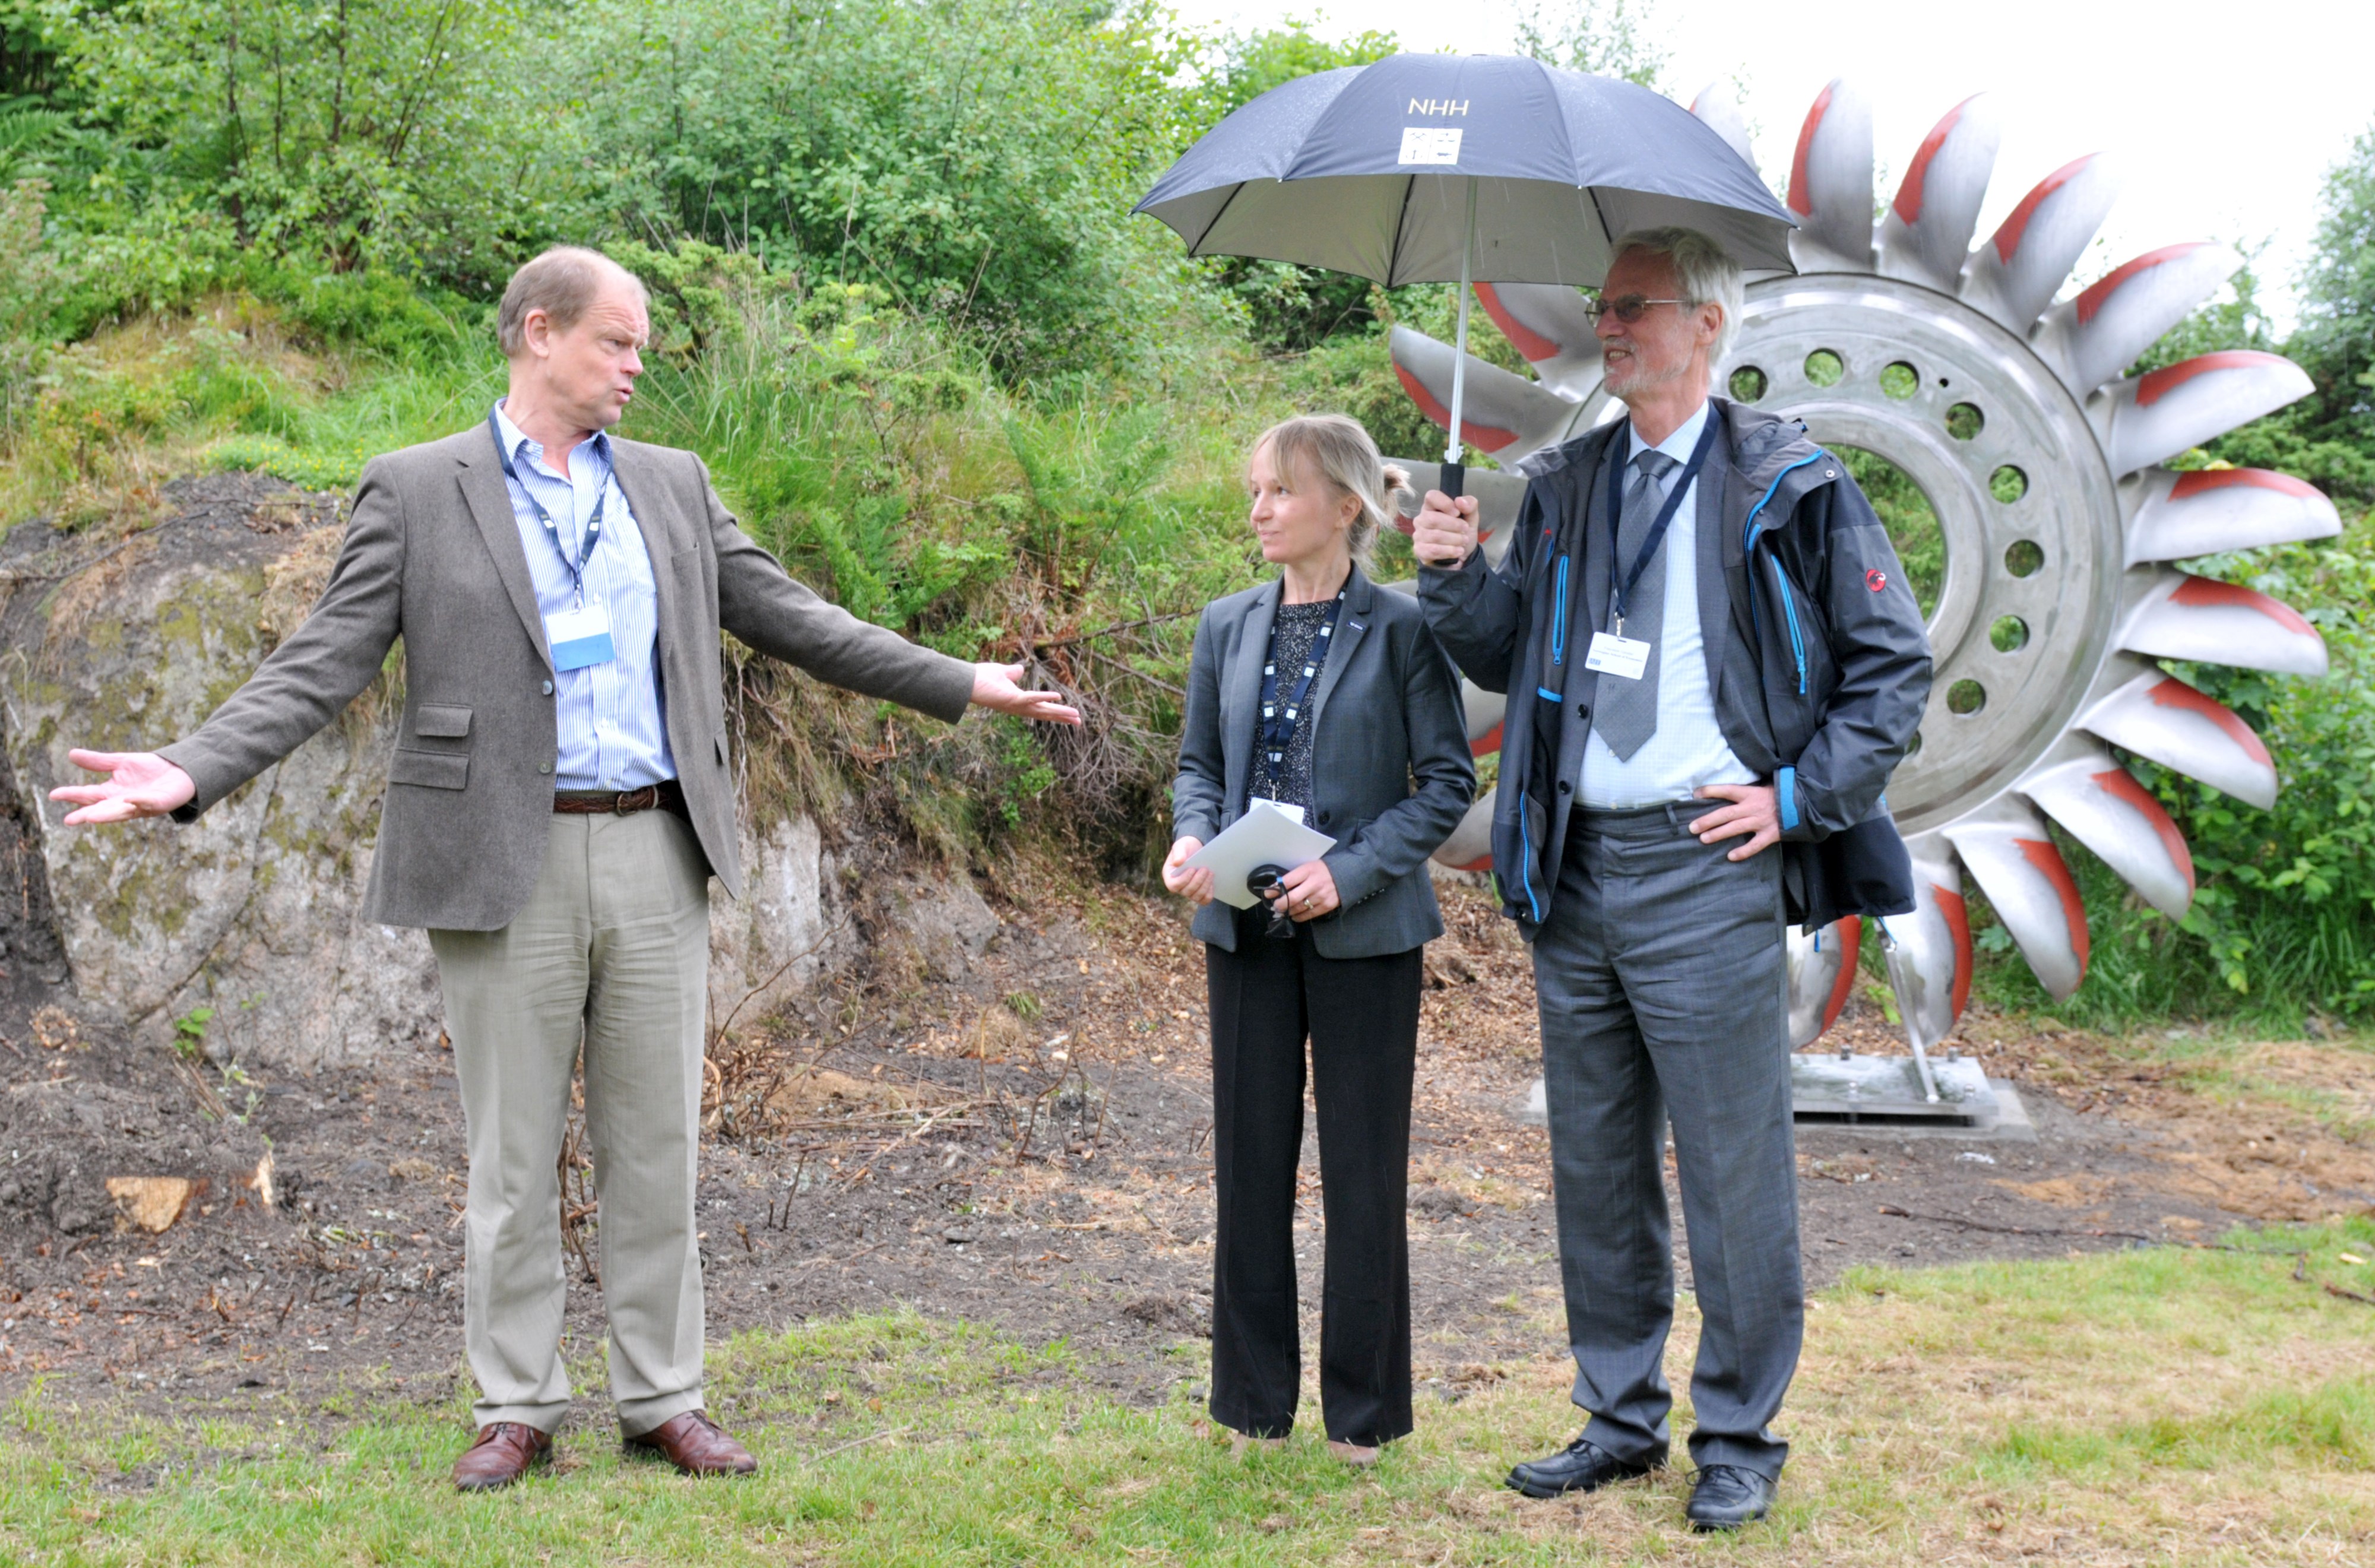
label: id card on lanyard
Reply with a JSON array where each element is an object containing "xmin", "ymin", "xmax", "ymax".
[
  {"xmin": 1251, "ymin": 590, "xmax": 1344, "ymax": 819},
  {"xmin": 490, "ymin": 411, "xmax": 617, "ymax": 672},
  {"xmin": 1585, "ymin": 416, "xmax": 1720, "ymax": 682}
]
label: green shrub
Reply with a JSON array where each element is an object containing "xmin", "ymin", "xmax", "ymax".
[
  {"xmin": 560, "ymin": 0, "xmax": 1206, "ymax": 378},
  {"xmin": 0, "ymin": 175, "xmax": 61, "ymax": 417},
  {"xmin": 205, "ymin": 433, "xmax": 370, "ymax": 492},
  {"xmin": 51, "ymin": 0, "xmax": 559, "ymax": 290}
]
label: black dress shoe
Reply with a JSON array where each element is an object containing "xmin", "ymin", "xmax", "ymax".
[
  {"xmin": 1686, "ymin": 1465, "xmax": 1776, "ymax": 1530},
  {"xmin": 1505, "ymin": 1433, "xmax": 1663, "ymax": 1499}
]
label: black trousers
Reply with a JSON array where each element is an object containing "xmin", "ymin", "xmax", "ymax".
[{"xmin": 1205, "ymin": 917, "xmax": 1421, "ymax": 1446}]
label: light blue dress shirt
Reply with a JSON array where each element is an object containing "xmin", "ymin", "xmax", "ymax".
[
  {"xmin": 491, "ymin": 401, "xmax": 676, "ymax": 791},
  {"xmin": 1578, "ymin": 399, "xmax": 1756, "ymax": 809}
]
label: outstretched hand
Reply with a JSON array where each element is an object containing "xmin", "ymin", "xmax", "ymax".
[
  {"xmin": 970, "ymin": 663, "xmax": 1082, "ymax": 726},
  {"xmin": 50, "ymin": 749, "xmax": 197, "ymax": 826}
]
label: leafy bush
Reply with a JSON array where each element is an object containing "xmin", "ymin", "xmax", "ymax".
[
  {"xmin": 0, "ymin": 175, "xmax": 62, "ymax": 417},
  {"xmin": 560, "ymin": 0, "xmax": 1209, "ymax": 378},
  {"xmin": 50, "ymin": 0, "xmax": 556, "ymax": 287}
]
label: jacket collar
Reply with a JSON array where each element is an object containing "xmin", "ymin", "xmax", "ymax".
[
  {"xmin": 1718, "ymin": 397, "xmax": 1836, "ymax": 532},
  {"xmin": 1302, "ymin": 562, "xmax": 1373, "ymax": 743}
]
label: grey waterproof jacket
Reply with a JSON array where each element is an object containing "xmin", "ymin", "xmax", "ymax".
[{"xmin": 1418, "ymin": 397, "xmax": 1933, "ymax": 936}]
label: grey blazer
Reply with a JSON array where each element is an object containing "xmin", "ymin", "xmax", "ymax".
[
  {"xmin": 158, "ymin": 425, "xmax": 977, "ymax": 930},
  {"xmin": 1172, "ymin": 565, "xmax": 1474, "ymax": 959}
]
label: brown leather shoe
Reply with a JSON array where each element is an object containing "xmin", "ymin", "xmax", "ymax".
[
  {"xmin": 452, "ymin": 1422, "xmax": 552, "ymax": 1491},
  {"xmin": 624, "ymin": 1409, "xmax": 757, "ymax": 1475}
]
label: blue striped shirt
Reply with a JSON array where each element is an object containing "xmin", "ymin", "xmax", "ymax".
[{"xmin": 491, "ymin": 401, "xmax": 676, "ymax": 791}]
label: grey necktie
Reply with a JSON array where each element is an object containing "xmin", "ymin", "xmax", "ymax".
[{"xmin": 1593, "ymin": 446, "xmax": 1680, "ymax": 762}]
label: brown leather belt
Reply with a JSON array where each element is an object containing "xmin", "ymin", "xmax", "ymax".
[{"xmin": 552, "ymin": 780, "xmax": 688, "ymax": 820}]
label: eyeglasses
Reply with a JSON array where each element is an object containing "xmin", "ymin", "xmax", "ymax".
[{"xmin": 1583, "ymin": 295, "xmax": 1689, "ymax": 324}]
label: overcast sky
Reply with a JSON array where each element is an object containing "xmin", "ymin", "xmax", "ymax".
[{"xmin": 1166, "ymin": 0, "xmax": 2371, "ymax": 331}]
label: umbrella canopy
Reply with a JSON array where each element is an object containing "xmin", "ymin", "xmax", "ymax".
[{"xmin": 1135, "ymin": 53, "xmax": 1796, "ymax": 287}]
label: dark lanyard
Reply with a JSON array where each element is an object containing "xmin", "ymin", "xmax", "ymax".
[
  {"xmin": 489, "ymin": 411, "xmax": 607, "ymax": 606},
  {"xmin": 1606, "ymin": 413, "xmax": 1721, "ymax": 635},
  {"xmin": 1254, "ymin": 591, "xmax": 1345, "ymax": 793}
]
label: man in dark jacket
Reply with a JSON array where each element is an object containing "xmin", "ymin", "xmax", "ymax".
[{"xmin": 1411, "ymin": 228, "xmax": 1930, "ymax": 1531}]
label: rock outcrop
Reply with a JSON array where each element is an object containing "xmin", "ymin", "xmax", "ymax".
[{"xmin": 0, "ymin": 474, "xmax": 943, "ymax": 1071}]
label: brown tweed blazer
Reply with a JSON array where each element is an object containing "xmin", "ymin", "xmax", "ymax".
[{"xmin": 159, "ymin": 423, "xmax": 976, "ymax": 930}]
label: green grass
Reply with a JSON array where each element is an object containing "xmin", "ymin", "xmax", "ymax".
[{"xmin": 7, "ymin": 1219, "xmax": 2374, "ymax": 1565}]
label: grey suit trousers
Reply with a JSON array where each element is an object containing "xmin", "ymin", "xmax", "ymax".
[
  {"xmin": 1533, "ymin": 802, "xmax": 1801, "ymax": 1480},
  {"xmin": 430, "ymin": 810, "xmax": 713, "ymax": 1437}
]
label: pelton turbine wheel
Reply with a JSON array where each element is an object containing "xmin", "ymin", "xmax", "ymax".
[{"xmin": 1391, "ymin": 78, "xmax": 2339, "ymax": 1054}]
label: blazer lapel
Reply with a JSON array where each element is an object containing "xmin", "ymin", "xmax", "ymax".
[
  {"xmin": 1302, "ymin": 565, "xmax": 1372, "ymax": 743},
  {"xmin": 606, "ymin": 438, "xmax": 683, "ymax": 685},
  {"xmin": 458, "ymin": 427, "xmax": 554, "ymax": 670},
  {"xmin": 1221, "ymin": 579, "xmax": 1280, "ymax": 818}
]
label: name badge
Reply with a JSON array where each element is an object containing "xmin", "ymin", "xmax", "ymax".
[
  {"xmin": 1251, "ymin": 800, "xmax": 1307, "ymax": 827},
  {"xmin": 546, "ymin": 603, "xmax": 615, "ymax": 671},
  {"xmin": 1584, "ymin": 631, "xmax": 1652, "ymax": 680}
]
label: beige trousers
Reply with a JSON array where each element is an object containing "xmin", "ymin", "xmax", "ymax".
[{"xmin": 430, "ymin": 809, "xmax": 712, "ymax": 1436}]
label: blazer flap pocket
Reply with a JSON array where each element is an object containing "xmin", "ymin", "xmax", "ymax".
[
  {"xmin": 388, "ymin": 748, "xmax": 470, "ymax": 790},
  {"xmin": 413, "ymin": 704, "xmax": 473, "ymax": 739}
]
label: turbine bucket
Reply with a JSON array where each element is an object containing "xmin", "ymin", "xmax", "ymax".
[
  {"xmin": 2102, "ymin": 350, "xmax": 2316, "ymax": 477},
  {"xmin": 1433, "ymin": 796, "xmax": 1494, "ymax": 872},
  {"xmin": 1459, "ymin": 681, "xmax": 1507, "ymax": 752},
  {"xmin": 1879, "ymin": 875, "xmax": 1963, "ymax": 1055},
  {"xmin": 2038, "ymin": 242, "xmax": 2241, "ymax": 393},
  {"xmin": 1475, "ymin": 281, "xmax": 1606, "ymax": 399},
  {"xmin": 1787, "ymin": 78, "xmax": 1876, "ymax": 271},
  {"xmin": 1786, "ymin": 917, "xmax": 1861, "ymax": 1047},
  {"xmin": 1689, "ymin": 82, "xmax": 1759, "ymax": 173},
  {"xmin": 1877, "ymin": 94, "xmax": 2002, "ymax": 293},
  {"xmin": 2080, "ymin": 667, "xmax": 2277, "ymax": 810},
  {"xmin": 1388, "ymin": 324, "xmax": 1578, "ymax": 457},
  {"xmin": 2125, "ymin": 466, "xmax": 2342, "ymax": 565},
  {"xmin": 1898, "ymin": 835, "xmax": 1975, "ymax": 1037},
  {"xmin": 1943, "ymin": 796, "xmax": 2088, "ymax": 999},
  {"xmin": 2120, "ymin": 569, "xmax": 2329, "ymax": 677},
  {"xmin": 2019, "ymin": 738, "xmax": 2195, "ymax": 920},
  {"xmin": 1961, "ymin": 152, "xmax": 2121, "ymax": 333}
]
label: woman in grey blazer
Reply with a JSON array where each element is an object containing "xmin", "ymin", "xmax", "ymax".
[{"xmin": 1163, "ymin": 414, "xmax": 1474, "ymax": 1463}]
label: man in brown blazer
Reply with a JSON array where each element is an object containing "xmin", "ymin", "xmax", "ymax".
[{"xmin": 52, "ymin": 246, "xmax": 1078, "ymax": 1490}]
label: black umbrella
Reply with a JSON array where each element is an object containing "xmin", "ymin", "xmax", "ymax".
[{"xmin": 1136, "ymin": 53, "xmax": 1794, "ymax": 494}]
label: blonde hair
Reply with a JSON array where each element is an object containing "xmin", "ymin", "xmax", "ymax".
[{"xmin": 1250, "ymin": 414, "xmax": 1415, "ymax": 572}]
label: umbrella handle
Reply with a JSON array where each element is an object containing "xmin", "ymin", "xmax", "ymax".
[{"xmin": 1439, "ymin": 460, "xmax": 1465, "ymax": 501}]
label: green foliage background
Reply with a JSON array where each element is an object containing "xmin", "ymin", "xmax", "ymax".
[{"xmin": 0, "ymin": 0, "xmax": 2371, "ymax": 1027}]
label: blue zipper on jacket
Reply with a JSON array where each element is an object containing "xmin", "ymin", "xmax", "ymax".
[
  {"xmin": 1518, "ymin": 808, "xmax": 1543, "ymax": 923},
  {"xmin": 1770, "ymin": 559, "xmax": 1807, "ymax": 695},
  {"xmin": 1550, "ymin": 555, "xmax": 1570, "ymax": 666},
  {"xmin": 1741, "ymin": 451, "xmax": 1827, "ymax": 698}
]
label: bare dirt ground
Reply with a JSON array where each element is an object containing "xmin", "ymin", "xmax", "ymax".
[{"xmin": 4, "ymin": 861, "xmax": 2371, "ymax": 1435}]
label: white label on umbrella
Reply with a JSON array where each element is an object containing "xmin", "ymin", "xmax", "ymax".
[{"xmin": 1398, "ymin": 127, "xmax": 1464, "ymax": 166}]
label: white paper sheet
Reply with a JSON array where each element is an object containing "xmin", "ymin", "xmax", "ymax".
[{"xmin": 1183, "ymin": 801, "xmax": 1338, "ymax": 910}]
